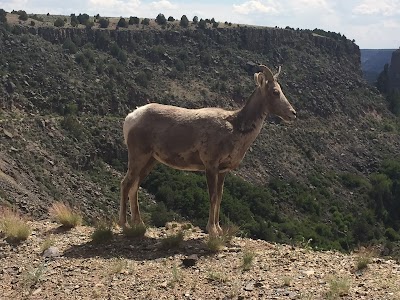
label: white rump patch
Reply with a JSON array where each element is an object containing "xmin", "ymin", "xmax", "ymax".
[{"xmin": 123, "ymin": 105, "xmax": 150, "ymax": 144}]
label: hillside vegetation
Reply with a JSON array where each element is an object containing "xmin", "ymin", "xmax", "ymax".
[{"xmin": 1, "ymin": 11, "xmax": 400, "ymax": 256}]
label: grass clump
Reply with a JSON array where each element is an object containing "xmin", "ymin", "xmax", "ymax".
[
  {"xmin": 21, "ymin": 262, "xmax": 46, "ymax": 289},
  {"xmin": 169, "ymin": 264, "xmax": 182, "ymax": 287},
  {"xmin": 108, "ymin": 257, "xmax": 128, "ymax": 275},
  {"xmin": 326, "ymin": 276, "xmax": 350, "ymax": 299},
  {"xmin": 282, "ymin": 276, "xmax": 292, "ymax": 287},
  {"xmin": 354, "ymin": 247, "xmax": 375, "ymax": 271},
  {"xmin": 207, "ymin": 270, "xmax": 228, "ymax": 283},
  {"xmin": 221, "ymin": 222, "xmax": 241, "ymax": 242},
  {"xmin": 40, "ymin": 237, "xmax": 55, "ymax": 253},
  {"xmin": 242, "ymin": 249, "xmax": 256, "ymax": 271},
  {"xmin": 205, "ymin": 236, "xmax": 225, "ymax": 252},
  {"xmin": 0, "ymin": 207, "xmax": 31, "ymax": 243},
  {"xmin": 356, "ymin": 256, "xmax": 371, "ymax": 271},
  {"xmin": 92, "ymin": 220, "xmax": 113, "ymax": 244},
  {"xmin": 160, "ymin": 231, "xmax": 184, "ymax": 249},
  {"xmin": 48, "ymin": 202, "xmax": 82, "ymax": 228},
  {"xmin": 122, "ymin": 223, "xmax": 147, "ymax": 238}
]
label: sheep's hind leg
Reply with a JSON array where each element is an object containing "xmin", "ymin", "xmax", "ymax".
[
  {"xmin": 129, "ymin": 156, "xmax": 156, "ymax": 226},
  {"xmin": 120, "ymin": 171, "xmax": 134, "ymax": 228},
  {"xmin": 205, "ymin": 169, "xmax": 219, "ymax": 237}
]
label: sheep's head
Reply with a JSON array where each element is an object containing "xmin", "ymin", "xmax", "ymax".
[{"xmin": 255, "ymin": 65, "xmax": 296, "ymax": 121}]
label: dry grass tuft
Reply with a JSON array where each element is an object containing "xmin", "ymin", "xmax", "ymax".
[
  {"xmin": 221, "ymin": 222, "xmax": 241, "ymax": 242},
  {"xmin": 205, "ymin": 236, "xmax": 225, "ymax": 252},
  {"xmin": 48, "ymin": 202, "xmax": 82, "ymax": 228},
  {"xmin": 355, "ymin": 247, "xmax": 376, "ymax": 271},
  {"xmin": 107, "ymin": 257, "xmax": 128, "ymax": 275},
  {"xmin": 40, "ymin": 237, "xmax": 55, "ymax": 253},
  {"xmin": 122, "ymin": 223, "xmax": 147, "ymax": 238},
  {"xmin": 207, "ymin": 269, "xmax": 228, "ymax": 283},
  {"xmin": 242, "ymin": 249, "xmax": 256, "ymax": 271},
  {"xmin": 326, "ymin": 276, "xmax": 350, "ymax": 300},
  {"xmin": 160, "ymin": 231, "xmax": 184, "ymax": 249},
  {"xmin": 92, "ymin": 220, "xmax": 113, "ymax": 244},
  {"xmin": 0, "ymin": 207, "xmax": 31, "ymax": 243}
]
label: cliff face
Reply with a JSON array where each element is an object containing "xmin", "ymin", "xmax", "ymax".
[
  {"xmin": 388, "ymin": 49, "xmax": 400, "ymax": 92},
  {"xmin": 23, "ymin": 26, "xmax": 361, "ymax": 74}
]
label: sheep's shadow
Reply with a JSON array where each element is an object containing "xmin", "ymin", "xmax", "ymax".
[{"xmin": 62, "ymin": 234, "xmax": 229, "ymax": 261}]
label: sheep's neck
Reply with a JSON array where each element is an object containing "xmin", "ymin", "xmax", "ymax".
[{"xmin": 233, "ymin": 89, "xmax": 269, "ymax": 134}]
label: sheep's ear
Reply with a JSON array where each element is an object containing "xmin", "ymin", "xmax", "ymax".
[{"xmin": 254, "ymin": 72, "xmax": 265, "ymax": 87}]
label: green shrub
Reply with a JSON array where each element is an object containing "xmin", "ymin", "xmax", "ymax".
[
  {"xmin": 54, "ymin": 18, "xmax": 65, "ymax": 27},
  {"xmin": 99, "ymin": 18, "xmax": 109, "ymax": 28},
  {"xmin": 180, "ymin": 15, "xmax": 189, "ymax": 27},
  {"xmin": 129, "ymin": 16, "xmax": 139, "ymax": 25},
  {"xmin": 0, "ymin": 9, "xmax": 7, "ymax": 23},
  {"xmin": 141, "ymin": 18, "xmax": 150, "ymax": 25},
  {"xmin": 61, "ymin": 115, "xmax": 85, "ymax": 139},
  {"xmin": 117, "ymin": 17, "xmax": 128, "ymax": 28},
  {"xmin": 156, "ymin": 13, "xmax": 167, "ymax": 25},
  {"xmin": 385, "ymin": 228, "xmax": 400, "ymax": 241},
  {"xmin": 17, "ymin": 10, "xmax": 28, "ymax": 21},
  {"xmin": 135, "ymin": 70, "xmax": 151, "ymax": 87},
  {"xmin": 63, "ymin": 38, "xmax": 77, "ymax": 54}
]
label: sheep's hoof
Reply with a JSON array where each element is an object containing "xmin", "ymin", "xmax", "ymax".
[{"xmin": 206, "ymin": 224, "xmax": 219, "ymax": 237}]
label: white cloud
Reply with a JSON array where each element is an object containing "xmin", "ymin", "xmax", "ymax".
[
  {"xmin": 86, "ymin": 0, "xmax": 141, "ymax": 16},
  {"xmin": 89, "ymin": 0, "xmax": 140, "ymax": 8},
  {"xmin": 233, "ymin": 0, "xmax": 279, "ymax": 15},
  {"xmin": 383, "ymin": 19, "xmax": 400, "ymax": 28},
  {"xmin": 0, "ymin": 0, "xmax": 28, "ymax": 11},
  {"xmin": 150, "ymin": 0, "xmax": 178, "ymax": 10},
  {"xmin": 288, "ymin": 0, "xmax": 335, "ymax": 14},
  {"xmin": 353, "ymin": 0, "xmax": 400, "ymax": 16}
]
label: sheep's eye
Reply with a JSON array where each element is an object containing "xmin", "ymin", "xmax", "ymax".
[{"xmin": 273, "ymin": 90, "xmax": 280, "ymax": 96}]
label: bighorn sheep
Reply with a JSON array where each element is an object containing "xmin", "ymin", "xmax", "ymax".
[{"xmin": 120, "ymin": 65, "xmax": 296, "ymax": 236}]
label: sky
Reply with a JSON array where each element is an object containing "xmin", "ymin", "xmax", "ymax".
[{"xmin": 0, "ymin": 0, "xmax": 399, "ymax": 49}]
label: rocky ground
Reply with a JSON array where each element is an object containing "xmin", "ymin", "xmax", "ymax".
[{"xmin": 1, "ymin": 220, "xmax": 399, "ymax": 300}]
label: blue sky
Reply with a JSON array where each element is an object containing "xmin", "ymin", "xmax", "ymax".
[{"xmin": 0, "ymin": 0, "xmax": 399, "ymax": 49}]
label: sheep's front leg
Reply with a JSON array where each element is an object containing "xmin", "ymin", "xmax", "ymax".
[
  {"xmin": 205, "ymin": 169, "xmax": 219, "ymax": 237},
  {"xmin": 215, "ymin": 172, "xmax": 227, "ymax": 235}
]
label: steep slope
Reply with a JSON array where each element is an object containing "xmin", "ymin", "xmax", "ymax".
[{"xmin": 1, "ymin": 16, "xmax": 400, "ymax": 252}]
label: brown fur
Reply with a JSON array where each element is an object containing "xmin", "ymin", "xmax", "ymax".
[{"xmin": 120, "ymin": 66, "xmax": 296, "ymax": 236}]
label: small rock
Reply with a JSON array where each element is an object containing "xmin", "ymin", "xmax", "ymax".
[
  {"xmin": 32, "ymin": 288, "xmax": 42, "ymax": 296},
  {"xmin": 3, "ymin": 129, "xmax": 13, "ymax": 138},
  {"xmin": 288, "ymin": 292, "xmax": 297, "ymax": 299},
  {"xmin": 244, "ymin": 281, "xmax": 254, "ymax": 291},
  {"xmin": 43, "ymin": 246, "xmax": 60, "ymax": 258},
  {"xmin": 302, "ymin": 269, "xmax": 315, "ymax": 276},
  {"xmin": 5, "ymin": 81, "xmax": 16, "ymax": 93},
  {"xmin": 182, "ymin": 254, "xmax": 198, "ymax": 267}
]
